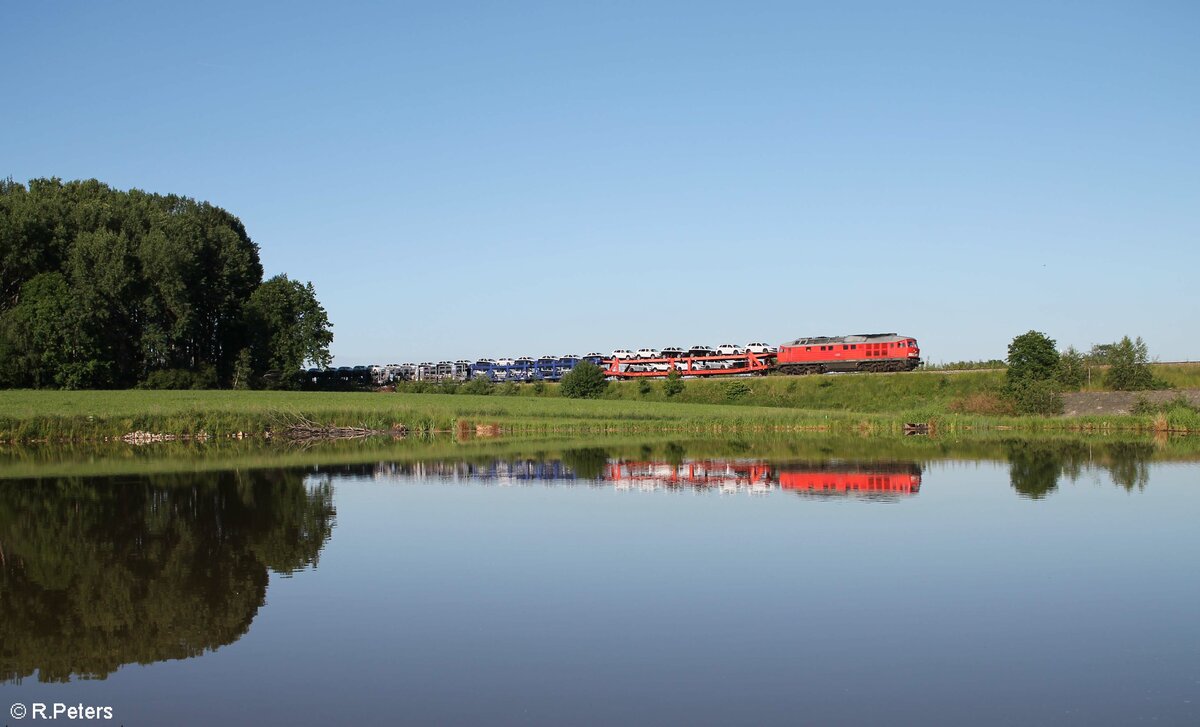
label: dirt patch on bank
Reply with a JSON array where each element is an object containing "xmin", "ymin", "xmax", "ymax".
[{"xmin": 1062, "ymin": 389, "xmax": 1200, "ymax": 416}]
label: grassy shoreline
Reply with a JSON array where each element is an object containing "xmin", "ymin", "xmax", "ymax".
[{"xmin": 1, "ymin": 385, "xmax": 1198, "ymax": 443}]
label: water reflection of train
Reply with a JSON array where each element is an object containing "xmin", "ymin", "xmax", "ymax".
[
  {"xmin": 606, "ymin": 460, "xmax": 776, "ymax": 494},
  {"xmin": 367, "ymin": 459, "xmax": 921, "ymax": 498},
  {"xmin": 776, "ymin": 461, "xmax": 921, "ymax": 497}
]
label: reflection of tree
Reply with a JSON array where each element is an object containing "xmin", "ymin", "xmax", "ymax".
[
  {"xmin": 1005, "ymin": 440, "xmax": 1155, "ymax": 499},
  {"xmin": 663, "ymin": 442, "xmax": 686, "ymax": 468},
  {"xmin": 559, "ymin": 448, "xmax": 611, "ymax": 480},
  {"xmin": 0, "ymin": 469, "xmax": 334, "ymax": 683},
  {"xmin": 1104, "ymin": 442, "xmax": 1153, "ymax": 492},
  {"xmin": 1006, "ymin": 441, "xmax": 1066, "ymax": 499}
]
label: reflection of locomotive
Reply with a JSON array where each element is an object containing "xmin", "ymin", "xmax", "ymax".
[{"xmin": 777, "ymin": 462, "xmax": 922, "ymax": 495}]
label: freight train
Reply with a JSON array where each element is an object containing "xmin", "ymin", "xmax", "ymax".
[{"xmin": 302, "ymin": 332, "xmax": 921, "ymax": 386}]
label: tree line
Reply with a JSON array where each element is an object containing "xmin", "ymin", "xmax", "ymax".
[
  {"xmin": 0, "ymin": 178, "xmax": 332, "ymax": 389},
  {"xmin": 1004, "ymin": 331, "xmax": 1167, "ymax": 414}
]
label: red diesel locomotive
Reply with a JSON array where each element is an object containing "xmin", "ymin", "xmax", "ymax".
[
  {"xmin": 775, "ymin": 333, "xmax": 921, "ymax": 375},
  {"xmin": 601, "ymin": 332, "xmax": 921, "ymax": 378}
]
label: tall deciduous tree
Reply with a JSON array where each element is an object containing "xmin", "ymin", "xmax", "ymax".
[
  {"xmin": 0, "ymin": 272, "xmax": 106, "ymax": 388},
  {"xmin": 244, "ymin": 275, "xmax": 333, "ymax": 385},
  {"xmin": 1006, "ymin": 330, "xmax": 1060, "ymax": 385},
  {"xmin": 1003, "ymin": 330, "xmax": 1063, "ymax": 415}
]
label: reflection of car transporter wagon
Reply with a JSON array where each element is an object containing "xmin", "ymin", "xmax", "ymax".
[{"xmin": 603, "ymin": 459, "xmax": 922, "ymax": 497}]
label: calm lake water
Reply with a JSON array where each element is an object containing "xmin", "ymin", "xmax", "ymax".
[{"xmin": 2, "ymin": 437, "xmax": 1198, "ymax": 725}]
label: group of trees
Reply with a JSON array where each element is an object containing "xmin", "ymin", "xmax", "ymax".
[
  {"xmin": 0, "ymin": 178, "xmax": 332, "ymax": 389},
  {"xmin": 1005, "ymin": 330, "xmax": 1166, "ymax": 414},
  {"xmin": 1057, "ymin": 338, "xmax": 1165, "ymax": 391}
]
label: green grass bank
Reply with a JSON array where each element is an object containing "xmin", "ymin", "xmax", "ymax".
[
  {"xmin": 2, "ymin": 366, "xmax": 1199, "ymax": 442},
  {"xmin": 403, "ymin": 364, "xmax": 1200, "ymax": 408}
]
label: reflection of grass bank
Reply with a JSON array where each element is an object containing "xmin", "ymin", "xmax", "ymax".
[
  {"xmin": 1, "ymin": 388, "xmax": 1199, "ymax": 443},
  {"xmin": 2, "ymin": 430, "xmax": 1198, "ymax": 480}
]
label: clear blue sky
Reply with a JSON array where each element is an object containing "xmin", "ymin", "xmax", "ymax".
[{"xmin": 4, "ymin": 1, "xmax": 1197, "ymax": 364}]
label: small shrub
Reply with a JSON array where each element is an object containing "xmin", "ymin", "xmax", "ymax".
[
  {"xmin": 948, "ymin": 392, "xmax": 1016, "ymax": 416},
  {"xmin": 1132, "ymin": 396, "xmax": 1200, "ymax": 432},
  {"xmin": 924, "ymin": 359, "xmax": 1007, "ymax": 371},
  {"xmin": 232, "ymin": 348, "xmax": 254, "ymax": 390},
  {"xmin": 664, "ymin": 369, "xmax": 684, "ymax": 397},
  {"xmin": 1056, "ymin": 346, "xmax": 1086, "ymax": 390},
  {"xmin": 561, "ymin": 361, "xmax": 608, "ymax": 399},
  {"xmin": 499, "ymin": 382, "xmax": 519, "ymax": 396},
  {"xmin": 532, "ymin": 381, "xmax": 546, "ymax": 395},
  {"xmin": 1152, "ymin": 412, "xmax": 1170, "ymax": 433},
  {"xmin": 637, "ymin": 379, "xmax": 653, "ymax": 396},
  {"xmin": 1132, "ymin": 394, "xmax": 1199, "ymax": 415},
  {"xmin": 138, "ymin": 366, "xmax": 218, "ymax": 390},
  {"xmin": 438, "ymin": 380, "xmax": 460, "ymax": 394},
  {"xmin": 723, "ymin": 380, "xmax": 752, "ymax": 401},
  {"xmin": 396, "ymin": 381, "xmax": 434, "ymax": 394},
  {"xmin": 1005, "ymin": 379, "xmax": 1064, "ymax": 415},
  {"xmin": 463, "ymin": 376, "xmax": 494, "ymax": 395}
]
